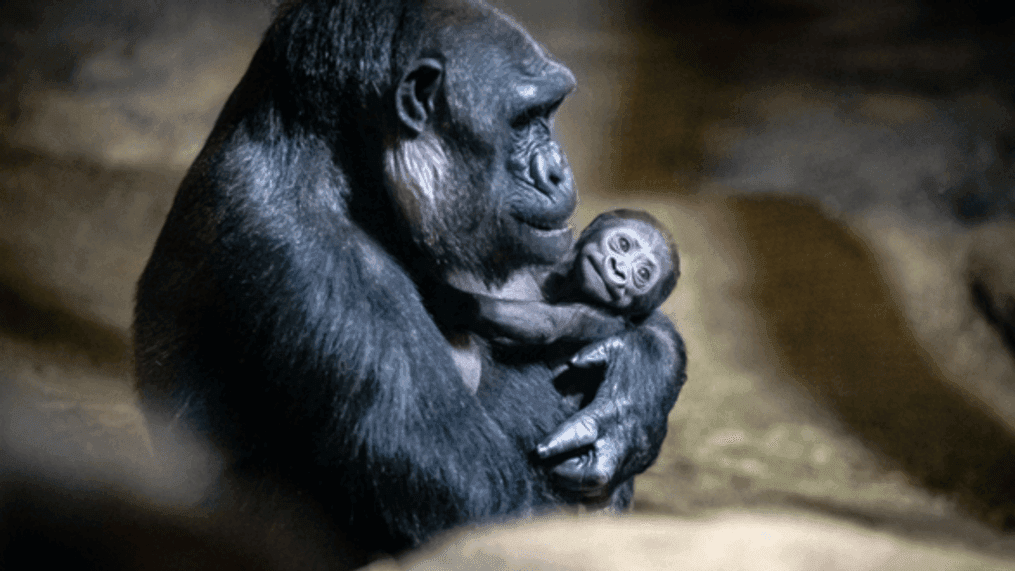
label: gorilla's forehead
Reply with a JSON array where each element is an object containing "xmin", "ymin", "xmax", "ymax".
[
  {"xmin": 436, "ymin": 4, "xmax": 553, "ymax": 72},
  {"xmin": 433, "ymin": 2, "xmax": 571, "ymax": 128}
]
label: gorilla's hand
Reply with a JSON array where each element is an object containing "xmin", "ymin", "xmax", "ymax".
[
  {"xmin": 536, "ymin": 337, "xmax": 628, "ymax": 496},
  {"xmin": 536, "ymin": 314, "xmax": 685, "ymax": 497},
  {"xmin": 535, "ymin": 399, "xmax": 628, "ymax": 496}
]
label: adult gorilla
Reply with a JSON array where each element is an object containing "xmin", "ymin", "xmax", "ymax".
[{"xmin": 134, "ymin": 0, "xmax": 685, "ymax": 554}]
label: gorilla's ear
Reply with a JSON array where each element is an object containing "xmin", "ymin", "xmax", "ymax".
[{"xmin": 397, "ymin": 58, "xmax": 444, "ymax": 134}]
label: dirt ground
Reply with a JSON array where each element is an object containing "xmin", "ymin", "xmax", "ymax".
[{"xmin": 4, "ymin": 1, "xmax": 1015, "ymax": 568}]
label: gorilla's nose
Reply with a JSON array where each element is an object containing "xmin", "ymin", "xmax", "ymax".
[
  {"xmin": 530, "ymin": 143, "xmax": 576, "ymax": 215},
  {"xmin": 608, "ymin": 256, "xmax": 628, "ymax": 284},
  {"xmin": 530, "ymin": 149, "xmax": 564, "ymax": 195}
]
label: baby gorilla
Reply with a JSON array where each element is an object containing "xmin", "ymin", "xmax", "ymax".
[
  {"xmin": 470, "ymin": 209, "xmax": 680, "ymax": 349},
  {"xmin": 457, "ymin": 209, "xmax": 680, "ymax": 511}
]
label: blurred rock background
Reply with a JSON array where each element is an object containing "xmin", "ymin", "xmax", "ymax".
[{"xmin": 4, "ymin": 0, "xmax": 1015, "ymax": 568}]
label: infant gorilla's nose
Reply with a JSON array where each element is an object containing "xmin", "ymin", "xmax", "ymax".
[{"xmin": 609, "ymin": 257, "xmax": 628, "ymax": 282}]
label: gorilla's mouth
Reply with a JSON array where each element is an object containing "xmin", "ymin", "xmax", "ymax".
[
  {"xmin": 513, "ymin": 212, "xmax": 571, "ymax": 234},
  {"xmin": 528, "ymin": 224, "xmax": 571, "ymax": 238},
  {"xmin": 519, "ymin": 219, "xmax": 573, "ymax": 245}
]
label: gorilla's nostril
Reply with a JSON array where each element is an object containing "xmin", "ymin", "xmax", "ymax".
[
  {"xmin": 609, "ymin": 257, "xmax": 626, "ymax": 280},
  {"xmin": 530, "ymin": 152, "xmax": 561, "ymax": 196}
]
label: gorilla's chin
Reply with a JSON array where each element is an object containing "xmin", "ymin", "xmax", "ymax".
[{"xmin": 518, "ymin": 222, "xmax": 574, "ymax": 263}]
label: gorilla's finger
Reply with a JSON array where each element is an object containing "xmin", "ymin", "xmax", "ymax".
[
  {"xmin": 570, "ymin": 337, "xmax": 625, "ymax": 368},
  {"xmin": 549, "ymin": 456, "xmax": 594, "ymax": 491},
  {"xmin": 549, "ymin": 362, "xmax": 570, "ymax": 377},
  {"xmin": 537, "ymin": 413, "xmax": 598, "ymax": 458},
  {"xmin": 587, "ymin": 437, "xmax": 622, "ymax": 488},
  {"xmin": 550, "ymin": 439, "xmax": 622, "ymax": 494},
  {"xmin": 552, "ymin": 455, "xmax": 608, "ymax": 492}
]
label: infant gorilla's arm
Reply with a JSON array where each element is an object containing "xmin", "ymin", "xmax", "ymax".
[{"xmin": 472, "ymin": 295, "xmax": 628, "ymax": 345}]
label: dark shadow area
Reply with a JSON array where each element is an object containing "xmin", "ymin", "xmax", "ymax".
[
  {"xmin": 610, "ymin": 0, "xmax": 1015, "ymax": 190},
  {"xmin": 0, "ymin": 0, "xmax": 271, "ymax": 124},
  {"xmin": 971, "ymin": 281, "xmax": 1015, "ymax": 357},
  {"xmin": 732, "ymin": 194, "xmax": 1015, "ymax": 529},
  {"xmin": 630, "ymin": 0, "xmax": 1014, "ymax": 94},
  {"xmin": 967, "ymin": 224, "xmax": 1015, "ymax": 360},
  {"xmin": 610, "ymin": 42, "xmax": 727, "ymax": 190},
  {"xmin": 0, "ymin": 472, "xmax": 360, "ymax": 571}
]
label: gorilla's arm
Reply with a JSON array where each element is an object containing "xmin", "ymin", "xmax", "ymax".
[
  {"xmin": 536, "ymin": 311, "xmax": 685, "ymax": 496},
  {"xmin": 257, "ymin": 231, "xmax": 541, "ymax": 547},
  {"xmin": 470, "ymin": 295, "xmax": 627, "ymax": 345},
  {"xmin": 136, "ymin": 140, "xmax": 540, "ymax": 552}
]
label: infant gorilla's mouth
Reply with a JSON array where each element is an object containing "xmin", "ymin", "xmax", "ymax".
[{"xmin": 581, "ymin": 253, "xmax": 613, "ymax": 305}]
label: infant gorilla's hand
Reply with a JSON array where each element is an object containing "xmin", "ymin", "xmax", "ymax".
[{"xmin": 550, "ymin": 304, "xmax": 627, "ymax": 344}]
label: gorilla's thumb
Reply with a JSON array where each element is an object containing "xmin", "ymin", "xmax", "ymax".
[{"xmin": 537, "ymin": 414, "xmax": 599, "ymax": 458}]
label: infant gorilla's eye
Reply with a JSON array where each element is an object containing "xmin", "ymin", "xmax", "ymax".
[
  {"xmin": 638, "ymin": 267, "xmax": 651, "ymax": 282},
  {"xmin": 618, "ymin": 236, "xmax": 630, "ymax": 252}
]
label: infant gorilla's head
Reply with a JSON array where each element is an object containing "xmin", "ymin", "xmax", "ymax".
[{"xmin": 572, "ymin": 209, "xmax": 679, "ymax": 317}]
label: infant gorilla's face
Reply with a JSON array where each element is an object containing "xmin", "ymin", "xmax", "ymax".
[{"xmin": 577, "ymin": 220, "xmax": 670, "ymax": 311}]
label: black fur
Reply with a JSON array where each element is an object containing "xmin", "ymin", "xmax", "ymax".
[{"xmin": 134, "ymin": 0, "xmax": 685, "ymax": 554}]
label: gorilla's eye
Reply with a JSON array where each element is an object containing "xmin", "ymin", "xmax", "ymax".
[
  {"xmin": 618, "ymin": 236, "xmax": 630, "ymax": 252},
  {"xmin": 510, "ymin": 97, "xmax": 564, "ymax": 131},
  {"xmin": 510, "ymin": 110, "xmax": 537, "ymax": 131},
  {"xmin": 637, "ymin": 267, "xmax": 651, "ymax": 283},
  {"xmin": 511, "ymin": 112, "xmax": 549, "ymax": 132}
]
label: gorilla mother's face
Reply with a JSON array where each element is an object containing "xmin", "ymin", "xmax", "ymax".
[
  {"xmin": 386, "ymin": 1, "xmax": 579, "ymax": 282},
  {"xmin": 437, "ymin": 4, "xmax": 579, "ymax": 268}
]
